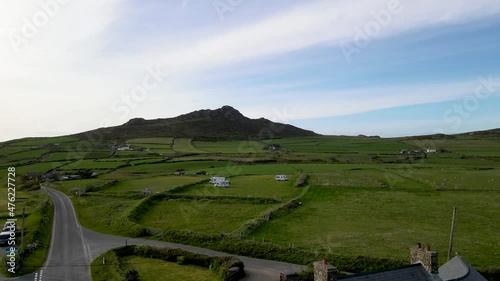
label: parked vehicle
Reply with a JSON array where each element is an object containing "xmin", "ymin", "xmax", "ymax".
[
  {"xmin": 275, "ymin": 175, "xmax": 288, "ymax": 181},
  {"xmin": 210, "ymin": 177, "xmax": 226, "ymax": 184},
  {"xmin": 0, "ymin": 231, "xmax": 12, "ymax": 246},
  {"xmin": 3, "ymin": 221, "xmax": 15, "ymax": 232},
  {"xmin": 214, "ymin": 180, "xmax": 230, "ymax": 188}
]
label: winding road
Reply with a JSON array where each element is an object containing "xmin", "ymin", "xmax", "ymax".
[{"xmin": 2, "ymin": 189, "xmax": 306, "ymax": 281}]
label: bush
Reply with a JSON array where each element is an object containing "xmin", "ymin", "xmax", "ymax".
[
  {"xmin": 177, "ymin": 255, "xmax": 185, "ymax": 265},
  {"xmin": 96, "ymin": 245, "xmax": 245, "ymax": 281},
  {"xmin": 124, "ymin": 269, "xmax": 139, "ymax": 281}
]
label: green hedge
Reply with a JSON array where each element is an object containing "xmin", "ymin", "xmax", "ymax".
[
  {"xmin": 91, "ymin": 245, "xmax": 244, "ymax": 281},
  {"xmin": 154, "ymin": 231, "xmax": 405, "ymax": 274}
]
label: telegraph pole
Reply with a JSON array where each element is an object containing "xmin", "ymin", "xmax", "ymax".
[{"xmin": 447, "ymin": 207, "xmax": 457, "ymax": 261}]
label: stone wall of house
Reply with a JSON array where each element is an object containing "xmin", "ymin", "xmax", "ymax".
[{"xmin": 410, "ymin": 243, "xmax": 439, "ymax": 274}]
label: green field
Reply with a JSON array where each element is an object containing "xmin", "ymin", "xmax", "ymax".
[
  {"xmin": 2, "ymin": 134, "xmax": 500, "ymax": 274},
  {"xmin": 250, "ymin": 184, "xmax": 500, "ymax": 267},
  {"xmin": 72, "ymin": 195, "xmax": 144, "ymax": 236},
  {"xmin": 106, "ymin": 160, "xmax": 229, "ymax": 176},
  {"xmin": 180, "ymin": 175, "xmax": 301, "ymax": 200},
  {"xmin": 127, "ymin": 137, "xmax": 175, "ymax": 145},
  {"xmin": 263, "ymin": 136, "xmax": 412, "ymax": 153},
  {"xmin": 139, "ymin": 200, "xmax": 274, "ymax": 235},
  {"xmin": 99, "ymin": 176, "xmax": 203, "ymax": 193},
  {"xmin": 173, "ymin": 138, "xmax": 207, "ymax": 153},
  {"xmin": 120, "ymin": 256, "xmax": 218, "ymax": 281},
  {"xmin": 55, "ymin": 159, "xmax": 127, "ymax": 170},
  {"xmin": 193, "ymin": 140, "xmax": 267, "ymax": 154}
]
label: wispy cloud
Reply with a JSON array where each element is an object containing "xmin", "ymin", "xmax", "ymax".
[
  {"xmin": 1, "ymin": 0, "xmax": 499, "ymax": 141},
  {"xmin": 153, "ymin": 0, "xmax": 500, "ymax": 72}
]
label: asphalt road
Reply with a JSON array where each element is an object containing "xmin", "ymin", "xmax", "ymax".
[{"xmin": 1, "ymin": 189, "xmax": 306, "ymax": 281}]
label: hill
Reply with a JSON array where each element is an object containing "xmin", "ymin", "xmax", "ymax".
[
  {"xmin": 402, "ymin": 128, "xmax": 500, "ymax": 141},
  {"xmin": 73, "ymin": 105, "xmax": 318, "ymax": 141}
]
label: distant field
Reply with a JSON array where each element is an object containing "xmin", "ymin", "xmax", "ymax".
[
  {"xmin": 120, "ymin": 256, "xmax": 218, "ymax": 281},
  {"xmin": 52, "ymin": 178, "xmax": 117, "ymax": 194},
  {"xmin": 107, "ymin": 161, "xmax": 229, "ymax": 176},
  {"xmin": 179, "ymin": 175, "xmax": 301, "ymax": 200},
  {"xmin": 205, "ymin": 163, "xmax": 298, "ymax": 176},
  {"xmin": 57, "ymin": 159, "xmax": 128, "ymax": 170},
  {"xmin": 263, "ymin": 136, "xmax": 411, "ymax": 154},
  {"xmin": 114, "ymin": 150, "xmax": 158, "ymax": 158},
  {"xmin": 139, "ymin": 200, "xmax": 274, "ymax": 235},
  {"xmin": 127, "ymin": 137, "xmax": 174, "ymax": 145},
  {"xmin": 100, "ymin": 176, "xmax": 203, "ymax": 193},
  {"xmin": 192, "ymin": 140, "xmax": 266, "ymax": 154},
  {"xmin": 84, "ymin": 150, "xmax": 113, "ymax": 159},
  {"xmin": 15, "ymin": 161, "xmax": 71, "ymax": 175},
  {"xmin": 403, "ymin": 139, "xmax": 500, "ymax": 157},
  {"xmin": 7, "ymin": 136, "xmax": 79, "ymax": 147},
  {"xmin": 401, "ymin": 167, "xmax": 500, "ymax": 191},
  {"xmin": 126, "ymin": 138, "xmax": 175, "ymax": 154},
  {"xmin": 3, "ymin": 149, "xmax": 50, "ymax": 162},
  {"xmin": 42, "ymin": 152, "xmax": 81, "ymax": 162},
  {"xmin": 172, "ymin": 138, "xmax": 206, "ymax": 153}
]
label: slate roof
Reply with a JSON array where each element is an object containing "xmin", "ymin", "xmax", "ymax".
[
  {"xmin": 439, "ymin": 256, "xmax": 487, "ymax": 281},
  {"xmin": 339, "ymin": 264, "xmax": 435, "ymax": 281}
]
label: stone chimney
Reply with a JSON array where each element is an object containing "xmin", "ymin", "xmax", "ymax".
[
  {"xmin": 313, "ymin": 259, "xmax": 338, "ymax": 281},
  {"xmin": 410, "ymin": 243, "xmax": 439, "ymax": 274}
]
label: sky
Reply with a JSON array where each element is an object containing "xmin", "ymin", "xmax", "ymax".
[{"xmin": 1, "ymin": 0, "xmax": 500, "ymax": 142}]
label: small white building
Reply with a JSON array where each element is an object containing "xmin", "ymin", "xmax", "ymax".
[
  {"xmin": 210, "ymin": 177, "xmax": 226, "ymax": 184},
  {"xmin": 117, "ymin": 145, "xmax": 131, "ymax": 151},
  {"xmin": 275, "ymin": 175, "xmax": 288, "ymax": 181},
  {"xmin": 426, "ymin": 148, "xmax": 437, "ymax": 153}
]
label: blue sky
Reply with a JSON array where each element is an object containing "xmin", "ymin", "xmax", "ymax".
[{"xmin": 1, "ymin": 0, "xmax": 500, "ymax": 141}]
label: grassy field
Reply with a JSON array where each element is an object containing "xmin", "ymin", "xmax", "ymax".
[
  {"xmin": 250, "ymin": 184, "xmax": 500, "ymax": 267},
  {"xmin": 139, "ymin": 200, "xmax": 275, "ymax": 235},
  {"xmin": 192, "ymin": 140, "xmax": 267, "ymax": 154},
  {"xmin": 403, "ymin": 138, "xmax": 500, "ymax": 157},
  {"xmin": 205, "ymin": 163, "xmax": 298, "ymax": 176},
  {"xmin": 6, "ymin": 136, "xmax": 78, "ymax": 147},
  {"xmin": 99, "ymin": 176, "xmax": 203, "ymax": 193},
  {"xmin": 1, "ymin": 134, "xmax": 500, "ymax": 274},
  {"xmin": 72, "ymin": 195, "xmax": 145, "ymax": 236},
  {"xmin": 180, "ymin": 175, "xmax": 301, "ymax": 200},
  {"xmin": 14, "ymin": 161, "xmax": 71, "ymax": 175},
  {"xmin": 120, "ymin": 256, "xmax": 218, "ymax": 281},
  {"xmin": 126, "ymin": 138, "xmax": 175, "ymax": 154},
  {"xmin": 105, "ymin": 160, "xmax": 229, "ymax": 176},
  {"xmin": 173, "ymin": 138, "xmax": 206, "ymax": 154},
  {"xmin": 127, "ymin": 137, "xmax": 175, "ymax": 145},
  {"xmin": 57, "ymin": 159, "xmax": 128, "ymax": 170},
  {"xmin": 263, "ymin": 136, "xmax": 412, "ymax": 154}
]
